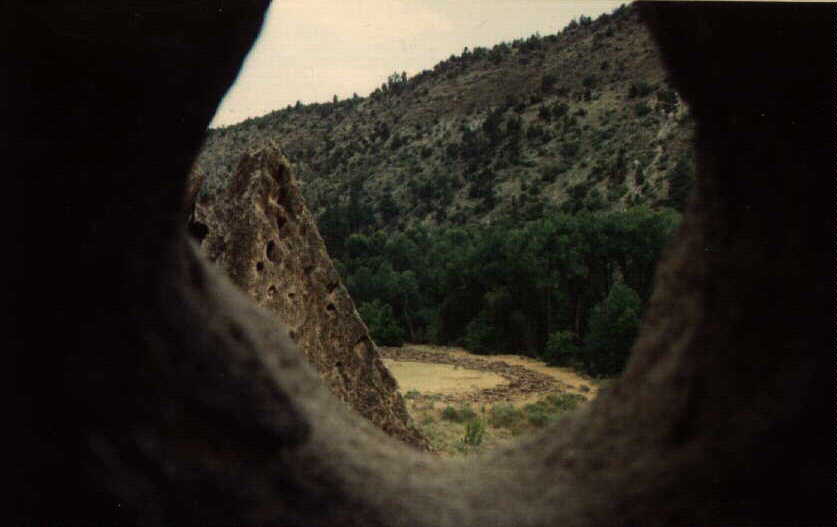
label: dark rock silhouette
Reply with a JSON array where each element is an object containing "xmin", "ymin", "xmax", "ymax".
[
  {"xmin": 189, "ymin": 147, "xmax": 427, "ymax": 448},
  {"xmin": 16, "ymin": 1, "xmax": 829, "ymax": 526}
]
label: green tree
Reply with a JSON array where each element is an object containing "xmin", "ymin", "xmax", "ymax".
[
  {"xmin": 582, "ymin": 283, "xmax": 641, "ymax": 376},
  {"xmin": 377, "ymin": 191, "xmax": 399, "ymax": 224},
  {"xmin": 345, "ymin": 233, "xmax": 372, "ymax": 261},
  {"xmin": 482, "ymin": 107, "xmax": 505, "ymax": 146},
  {"xmin": 359, "ymin": 300, "xmax": 405, "ymax": 346},
  {"xmin": 462, "ymin": 311, "xmax": 497, "ymax": 354},
  {"xmin": 542, "ymin": 330, "xmax": 579, "ymax": 366}
]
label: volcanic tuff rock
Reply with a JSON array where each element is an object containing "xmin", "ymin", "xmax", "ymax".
[
  {"xmin": 25, "ymin": 1, "xmax": 828, "ymax": 524},
  {"xmin": 188, "ymin": 146, "xmax": 428, "ymax": 449}
]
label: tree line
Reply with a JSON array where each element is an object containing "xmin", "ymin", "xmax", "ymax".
[{"xmin": 324, "ymin": 206, "xmax": 680, "ymax": 377}]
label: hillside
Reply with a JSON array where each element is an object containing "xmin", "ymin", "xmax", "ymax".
[
  {"xmin": 192, "ymin": 4, "xmax": 695, "ymax": 238},
  {"xmin": 189, "ymin": 4, "xmax": 693, "ymax": 373}
]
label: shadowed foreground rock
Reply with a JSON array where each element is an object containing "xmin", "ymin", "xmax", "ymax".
[
  {"xmin": 189, "ymin": 147, "xmax": 427, "ymax": 448},
  {"xmin": 16, "ymin": 1, "xmax": 829, "ymax": 526}
]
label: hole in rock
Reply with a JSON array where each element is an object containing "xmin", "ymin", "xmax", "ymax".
[
  {"xmin": 229, "ymin": 323, "xmax": 245, "ymax": 343},
  {"xmin": 276, "ymin": 214, "xmax": 287, "ymax": 231},
  {"xmin": 188, "ymin": 220, "xmax": 209, "ymax": 243},
  {"xmin": 266, "ymin": 240, "xmax": 277, "ymax": 262},
  {"xmin": 256, "ymin": 261, "xmax": 264, "ymax": 272}
]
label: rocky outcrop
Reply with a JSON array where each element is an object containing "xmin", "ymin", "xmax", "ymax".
[{"xmin": 189, "ymin": 146, "xmax": 427, "ymax": 449}]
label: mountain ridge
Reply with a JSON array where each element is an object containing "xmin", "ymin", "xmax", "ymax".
[{"xmin": 192, "ymin": 4, "xmax": 695, "ymax": 236}]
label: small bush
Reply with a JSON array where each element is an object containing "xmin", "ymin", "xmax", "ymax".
[
  {"xmin": 545, "ymin": 393, "xmax": 586, "ymax": 412},
  {"xmin": 627, "ymin": 81, "xmax": 654, "ymax": 99},
  {"xmin": 463, "ymin": 418, "xmax": 486, "ymax": 446},
  {"xmin": 657, "ymin": 88, "xmax": 678, "ymax": 113},
  {"xmin": 441, "ymin": 405, "xmax": 459, "ymax": 421},
  {"xmin": 460, "ymin": 405, "xmax": 477, "ymax": 422},
  {"xmin": 489, "ymin": 404, "xmax": 524, "ymax": 429},
  {"xmin": 523, "ymin": 402, "xmax": 550, "ymax": 427},
  {"xmin": 541, "ymin": 73, "xmax": 558, "ymax": 93},
  {"xmin": 540, "ymin": 164, "xmax": 564, "ymax": 183},
  {"xmin": 634, "ymin": 102, "xmax": 652, "ymax": 118},
  {"xmin": 404, "ymin": 390, "xmax": 421, "ymax": 400},
  {"xmin": 607, "ymin": 183, "xmax": 628, "ymax": 202},
  {"xmin": 560, "ymin": 141, "xmax": 579, "ymax": 159},
  {"xmin": 582, "ymin": 75, "xmax": 597, "ymax": 89},
  {"xmin": 526, "ymin": 123, "xmax": 546, "ymax": 142},
  {"xmin": 442, "ymin": 404, "xmax": 477, "ymax": 423}
]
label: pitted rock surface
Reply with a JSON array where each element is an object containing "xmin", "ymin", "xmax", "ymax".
[{"xmin": 189, "ymin": 147, "xmax": 428, "ymax": 449}]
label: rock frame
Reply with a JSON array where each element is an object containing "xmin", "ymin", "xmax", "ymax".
[{"xmin": 15, "ymin": 1, "xmax": 829, "ymax": 525}]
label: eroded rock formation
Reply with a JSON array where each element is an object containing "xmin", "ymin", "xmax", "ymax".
[{"xmin": 188, "ymin": 147, "xmax": 427, "ymax": 448}]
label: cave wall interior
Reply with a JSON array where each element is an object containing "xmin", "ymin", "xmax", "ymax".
[{"xmin": 16, "ymin": 1, "xmax": 829, "ymax": 525}]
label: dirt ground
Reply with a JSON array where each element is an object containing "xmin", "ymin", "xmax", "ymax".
[
  {"xmin": 380, "ymin": 344, "xmax": 597, "ymax": 403},
  {"xmin": 379, "ymin": 344, "xmax": 601, "ymax": 456},
  {"xmin": 381, "ymin": 360, "xmax": 507, "ymax": 394}
]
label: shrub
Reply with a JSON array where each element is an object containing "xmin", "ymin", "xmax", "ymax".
[
  {"xmin": 540, "ymin": 164, "xmax": 564, "ymax": 183},
  {"xmin": 633, "ymin": 102, "xmax": 652, "ymax": 118},
  {"xmin": 552, "ymin": 102, "xmax": 570, "ymax": 120},
  {"xmin": 545, "ymin": 393, "xmax": 586, "ymax": 412},
  {"xmin": 582, "ymin": 75, "xmax": 597, "ymax": 89},
  {"xmin": 560, "ymin": 141, "xmax": 579, "ymax": 159},
  {"xmin": 463, "ymin": 418, "xmax": 486, "ymax": 446},
  {"xmin": 459, "ymin": 405, "xmax": 477, "ymax": 422},
  {"xmin": 541, "ymin": 73, "xmax": 558, "ymax": 93},
  {"xmin": 442, "ymin": 404, "xmax": 477, "ymax": 423},
  {"xmin": 523, "ymin": 402, "xmax": 550, "ymax": 427},
  {"xmin": 404, "ymin": 389, "xmax": 421, "ymax": 400},
  {"xmin": 607, "ymin": 183, "xmax": 628, "ymax": 202},
  {"xmin": 657, "ymin": 88, "xmax": 678, "ymax": 113},
  {"xmin": 489, "ymin": 404, "xmax": 524, "ymax": 429},
  {"xmin": 627, "ymin": 81, "xmax": 654, "ymax": 99},
  {"xmin": 526, "ymin": 123, "xmax": 545, "ymax": 142},
  {"xmin": 441, "ymin": 405, "xmax": 459, "ymax": 421}
]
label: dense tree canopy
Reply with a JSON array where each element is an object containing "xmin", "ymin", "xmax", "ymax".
[{"xmin": 324, "ymin": 206, "xmax": 680, "ymax": 376}]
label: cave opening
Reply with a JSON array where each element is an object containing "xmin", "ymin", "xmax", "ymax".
[{"xmin": 19, "ymin": 1, "xmax": 827, "ymax": 525}]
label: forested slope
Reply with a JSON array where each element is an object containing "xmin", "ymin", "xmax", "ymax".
[
  {"xmin": 191, "ymin": 4, "xmax": 693, "ymax": 375},
  {"xmin": 194, "ymin": 4, "xmax": 694, "ymax": 231}
]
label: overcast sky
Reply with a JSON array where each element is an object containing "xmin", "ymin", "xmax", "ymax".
[{"xmin": 210, "ymin": 0, "xmax": 628, "ymax": 127}]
